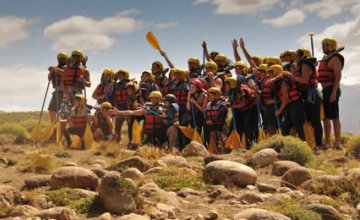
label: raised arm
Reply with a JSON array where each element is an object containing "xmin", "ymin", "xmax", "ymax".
[
  {"xmin": 159, "ymin": 50, "xmax": 175, "ymax": 69},
  {"xmin": 202, "ymin": 41, "xmax": 212, "ymax": 62},
  {"xmin": 240, "ymin": 38, "xmax": 258, "ymax": 69},
  {"xmin": 232, "ymin": 39, "xmax": 241, "ymax": 62}
]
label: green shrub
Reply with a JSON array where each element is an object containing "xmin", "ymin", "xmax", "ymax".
[
  {"xmin": 346, "ymin": 134, "xmax": 360, "ymax": 158},
  {"xmin": 252, "ymin": 135, "xmax": 314, "ymax": 165},
  {"xmin": 0, "ymin": 123, "xmax": 30, "ymax": 144},
  {"xmin": 19, "ymin": 119, "xmax": 49, "ymax": 133}
]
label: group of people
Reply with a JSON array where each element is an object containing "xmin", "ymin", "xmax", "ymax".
[{"xmin": 47, "ymin": 37, "xmax": 344, "ymax": 154}]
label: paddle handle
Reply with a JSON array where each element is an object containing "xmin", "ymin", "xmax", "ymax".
[
  {"xmin": 274, "ymin": 97, "xmax": 281, "ymax": 129},
  {"xmin": 230, "ymin": 107, "xmax": 237, "ymax": 131},
  {"xmin": 191, "ymin": 103, "xmax": 197, "ymax": 128},
  {"xmin": 40, "ymin": 80, "xmax": 51, "ymax": 119}
]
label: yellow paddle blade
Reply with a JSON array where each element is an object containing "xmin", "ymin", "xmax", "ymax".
[
  {"xmin": 258, "ymin": 128, "xmax": 267, "ymax": 142},
  {"xmin": 193, "ymin": 130, "xmax": 203, "ymax": 145},
  {"xmin": 241, "ymin": 133, "xmax": 246, "ymax": 147},
  {"xmin": 178, "ymin": 126, "xmax": 195, "ymax": 140},
  {"xmin": 146, "ymin": 31, "xmax": 161, "ymax": 50},
  {"xmin": 83, "ymin": 124, "xmax": 94, "ymax": 149},
  {"xmin": 225, "ymin": 131, "xmax": 241, "ymax": 150},
  {"xmin": 320, "ymin": 103, "xmax": 325, "ymax": 121},
  {"xmin": 40, "ymin": 123, "xmax": 56, "ymax": 142},
  {"xmin": 304, "ymin": 122, "xmax": 316, "ymax": 149},
  {"xmin": 31, "ymin": 120, "xmax": 42, "ymax": 142},
  {"xmin": 56, "ymin": 122, "xmax": 62, "ymax": 145},
  {"xmin": 132, "ymin": 120, "xmax": 141, "ymax": 145}
]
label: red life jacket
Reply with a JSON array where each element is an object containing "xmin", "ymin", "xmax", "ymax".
[
  {"xmin": 143, "ymin": 104, "xmax": 164, "ymax": 133},
  {"xmin": 70, "ymin": 115, "xmax": 87, "ymax": 129},
  {"xmin": 161, "ymin": 84, "xmax": 171, "ymax": 95},
  {"xmin": 51, "ymin": 66, "xmax": 65, "ymax": 88},
  {"xmin": 239, "ymin": 85, "xmax": 256, "ymax": 112},
  {"xmin": 295, "ymin": 61, "xmax": 318, "ymax": 92},
  {"xmin": 206, "ymin": 100, "xmax": 227, "ymax": 125},
  {"xmin": 63, "ymin": 67, "xmax": 84, "ymax": 88},
  {"xmin": 170, "ymin": 82, "xmax": 188, "ymax": 105},
  {"xmin": 94, "ymin": 84, "xmax": 106, "ymax": 104},
  {"xmin": 93, "ymin": 112, "xmax": 111, "ymax": 135},
  {"xmin": 286, "ymin": 80, "xmax": 301, "ymax": 103},
  {"xmin": 261, "ymin": 76, "xmax": 274, "ymax": 102},
  {"xmin": 114, "ymin": 82, "xmax": 128, "ymax": 106},
  {"xmin": 318, "ymin": 53, "xmax": 344, "ymax": 84}
]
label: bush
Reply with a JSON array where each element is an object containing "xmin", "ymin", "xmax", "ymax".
[
  {"xmin": 0, "ymin": 123, "xmax": 30, "ymax": 144},
  {"xmin": 19, "ymin": 119, "xmax": 49, "ymax": 133},
  {"xmin": 252, "ymin": 135, "xmax": 314, "ymax": 165},
  {"xmin": 346, "ymin": 134, "xmax": 360, "ymax": 158},
  {"xmin": 18, "ymin": 153, "xmax": 60, "ymax": 174}
]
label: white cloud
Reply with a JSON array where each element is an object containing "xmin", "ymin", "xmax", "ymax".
[
  {"xmin": 0, "ymin": 16, "xmax": 33, "ymax": 48},
  {"xmin": 43, "ymin": 11, "xmax": 144, "ymax": 51},
  {"xmin": 155, "ymin": 21, "xmax": 179, "ymax": 29},
  {"xmin": 305, "ymin": 0, "xmax": 360, "ymax": 19},
  {"xmin": 262, "ymin": 9, "xmax": 305, "ymax": 27},
  {"xmin": 193, "ymin": 0, "xmax": 282, "ymax": 15},
  {"xmin": 298, "ymin": 16, "xmax": 360, "ymax": 85}
]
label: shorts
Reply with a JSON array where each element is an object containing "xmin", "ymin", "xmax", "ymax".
[
  {"xmin": 48, "ymin": 91, "xmax": 64, "ymax": 112},
  {"xmin": 264, "ymin": 103, "xmax": 280, "ymax": 130},
  {"xmin": 322, "ymin": 86, "xmax": 341, "ymax": 119}
]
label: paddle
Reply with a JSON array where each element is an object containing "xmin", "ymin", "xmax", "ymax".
[
  {"xmin": 190, "ymin": 102, "xmax": 203, "ymax": 145},
  {"xmin": 83, "ymin": 79, "xmax": 94, "ymax": 149},
  {"xmin": 146, "ymin": 31, "xmax": 161, "ymax": 51},
  {"xmin": 224, "ymin": 106, "xmax": 242, "ymax": 150}
]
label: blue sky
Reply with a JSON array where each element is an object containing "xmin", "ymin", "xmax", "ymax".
[{"xmin": 1, "ymin": 0, "xmax": 360, "ymax": 111}]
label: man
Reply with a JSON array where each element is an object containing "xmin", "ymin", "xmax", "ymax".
[
  {"xmin": 318, "ymin": 38, "xmax": 344, "ymax": 150},
  {"xmin": 162, "ymin": 94, "xmax": 180, "ymax": 152},
  {"xmin": 92, "ymin": 102, "xmax": 113, "ymax": 141}
]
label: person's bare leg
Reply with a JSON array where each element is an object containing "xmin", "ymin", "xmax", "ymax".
[
  {"xmin": 333, "ymin": 118, "xmax": 342, "ymax": 149},
  {"xmin": 323, "ymin": 119, "xmax": 331, "ymax": 149},
  {"xmin": 167, "ymin": 126, "xmax": 177, "ymax": 153},
  {"xmin": 115, "ymin": 117, "xmax": 124, "ymax": 143},
  {"xmin": 217, "ymin": 131, "xmax": 224, "ymax": 154},
  {"xmin": 209, "ymin": 132, "xmax": 217, "ymax": 154}
]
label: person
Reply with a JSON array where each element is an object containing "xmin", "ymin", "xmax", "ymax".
[
  {"xmin": 62, "ymin": 94, "xmax": 88, "ymax": 148},
  {"xmin": 109, "ymin": 91, "xmax": 165, "ymax": 147},
  {"xmin": 110, "ymin": 69, "xmax": 130, "ymax": 143},
  {"xmin": 162, "ymin": 94, "xmax": 180, "ymax": 152},
  {"xmin": 204, "ymin": 87, "xmax": 228, "ymax": 154},
  {"xmin": 187, "ymin": 57, "xmax": 202, "ymax": 79},
  {"xmin": 92, "ymin": 69, "xmax": 114, "ymax": 104},
  {"xmin": 138, "ymin": 70, "xmax": 159, "ymax": 101},
  {"xmin": 187, "ymin": 79, "xmax": 208, "ymax": 134},
  {"xmin": 48, "ymin": 52, "xmax": 69, "ymax": 122},
  {"xmin": 92, "ymin": 102, "xmax": 113, "ymax": 141},
  {"xmin": 284, "ymin": 48, "xmax": 322, "ymax": 147},
  {"xmin": 318, "ymin": 38, "xmax": 344, "ymax": 150}
]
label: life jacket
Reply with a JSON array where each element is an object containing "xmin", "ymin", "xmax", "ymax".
[
  {"xmin": 63, "ymin": 67, "xmax": 85, "ymax": 89},
  {"xmin": 114, "ymin": 81, "xmax": 128, "ymax": 106},
  {"xmin": 143, "ymin": 103, "xmax": 164, "ymax": 133},
  {"xmin": 155, "ymin": 74, "xmax": 165, "ymax": 89},
  {"xmin": 295, "ymin": 59, "xmax": 319, "ymax": 94},
  {"xmin": 261, "ymin": 76, "xmax": 275, "ymax": 103},
  {"xmin": 161, "ymin": 83, "xmax": 171, "ymax": 95},
  {"xmin": 94, "ymin": 84, "xmax": 106, "ymax": 104},
  {"xmin": 239, "ymin": 85, "xmax": 257, "ymax": 112},
  {"xmin": 51, "ymin": 65, "xmax": 66, "ymax": 88},
  {"xmin": 206, "ymin": 99, "xmax": 227, "ymax": 125},
  {"xmin": 285, "ymin": 79, "xmax": 301, "ymax": 104},
  {"xmin": 69, "ymin": 109, "xmax": 87, "ymax": 129},
  {"xmin": 170, "ymin": 82, "xmax": 189, "ymax": 105},
  {"xmin": 199, "ymin": 75, "xmax": 211, "ymax": 90},
  {"xmin": 127, "ymin": 94, "xmax": 138, "ymax": 110},
  {"xmin": 189, "ymin": 70, "xmax": 201, "ymax": 79},
  {"xmin": 93, "ymin": 111, "xmax": 111, "ymax": 135},
  {"xmin": 318, "ymin": 53, "xmax": 344, "ymax": 84},
  {"xmin": 164, "ymin": 103, "xmax": 179, "ymax": 125}
]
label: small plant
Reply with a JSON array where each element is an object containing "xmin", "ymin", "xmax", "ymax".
[
  {"xmin": 93, "ymin": 141, "xmax": 132, "ymax": 159},
  {"xmin": 0, "ymin": 123, "xmax": 30, "ymax": 144},
  {"xmin": 306, "ymin": 157, "xmax": 338, "ymax": 176},
  {"xmin": 346, "ymin": 134, "xmax": 360, "ymax": 158},
  {"xmin": 18, "ymin": 153, "xmax": 60, "ymax": 174},
  {"xmin": 135, "ymin": 145, "xmax": 165, "ymax": 161},
  {"xmin": 153, "ymin": 167, "xmax": 208, "ymax": 191}
]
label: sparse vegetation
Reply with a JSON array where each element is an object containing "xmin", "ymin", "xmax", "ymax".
[
  {"xmin": 19, "ymin": 119, "xmax": 49, "ymax": 133},
  {"xmin": 306, "ymin": 157, "xmax": 338, "ymax": 176},
  {"xmin": 346, "ymin": 133, "xmax": 360, "ymax": 158},
  {"xmin": 0, "ymin": 123, "xmax": 30, "ymax": 144},
  {"xmin": 135, "ymin": 145, "xmax": 165, "ymax": 161},
  {"xmin": 93, "ymin": 141, "xmax": 132, "ymax": 159},
  {"xmin": 18, "ymin": 153, "xmax": 60, "ymax": 173}
]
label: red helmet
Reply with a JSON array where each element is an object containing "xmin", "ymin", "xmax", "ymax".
[{"xmin": 190, "ymin": 78, "xmax": 204, "ymax": 90}]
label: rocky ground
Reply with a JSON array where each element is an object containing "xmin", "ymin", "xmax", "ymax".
[{"xmin": 1, "ymin": 137, "xmax": 360, "ymax": 220}]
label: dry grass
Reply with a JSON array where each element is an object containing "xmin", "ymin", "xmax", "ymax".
[
  {"xmin": 0, "ymin": 123, "xmax": 30, "ymax": 144},
  {"xmin": 92, "ymin": 141, "xmax": 132, "ymax": 159},
  {"xmin": 135, "ymin": 145, "xmax": 165, "ymax": 161},
  {"xmin": 17, "ymin": 153, "xmax": 60, "ymax": 174}
]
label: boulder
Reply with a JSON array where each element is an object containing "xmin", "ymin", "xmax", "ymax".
[
  {"xmin": 116, "ymin": 156, "xmax": 151, "ymax": 172},
  {"xmin": 281, "ymin": 167, "xmax": 311, "ymax": 189},
  {"xmin": 99, "ymin": 171, "xmax": 138, "ymax": 214},
  {"xmin": 305, "ymin": 203, "xmax": 341, "ymax": 220},
  {"xmin": 36, "ymin": 207, "xmax": 76, "ymax": 220},
  {"xmin": 138, "ymin": 182, "xmax": 179, "ymax": 207},
  {"xmin": 272, "ymin": 160, "xmax": 300, "ymax": 176},
  {"xmin": 257, "ymin": 183, "xmax": 277, "ymax": 193},
  {"xmin": 91, "ymin": 167, "xmax": 108, "ymax": 178},
  {"xmin": 50, "ymin": 167, "xmax": 99, "ymax": 190},
  {"xmin": 182, "ymin": 141, "xmax": 209, "ymax": 157},
  {"xmin": 121, "ymin": 168, "xmax": 144, "ymax": 183},
  {"xmin": 158, "ymin": 155, "xmax": 190, "ymax": 167},
  {"xmin": 24, "ymin": 175, "xmax": 51, "ymax": 188},
  {"xmin": 10, "ymin": 205, "xmax": 40, "ymax": 217},
  {"xmin": 346, "ymin": 168, "xmax": 360, "ymax": 181},
  {"xmin": 234, "ymin": 208, "xmax": 291, "ymax": 220},
  {"xmin": 239, "ymin": 191, "xmax": 264, "ymax": 204},
  {"xmin": 252, "ymin": 148, "xmax": 278, "ymax": 167},
  {"xmin": 204, "ymin": 160, "xmax": 257, "ymax": 187},
  {"xmin": 204, "ymin": 154, "xmax": 246, "ymax": 165},
  {"xmin": 0, "ymin": 185, "xmax": 26, "ymax": 209},
  {"xmin": 177, "ymin": 188, "xmax": 202, "ymax": 198}
]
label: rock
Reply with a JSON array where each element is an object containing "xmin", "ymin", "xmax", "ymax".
[
  {"xmin": 204, "ymin": 210, "xmax": 219, "ymax": 220},
  {"xmin": 50, "ymin": 167, "xmax": 99, "ymax": 190},
  {"xmin": 91, "ymin": 167, "xmax": 108, "ymax": 178},
  {"xmin": 92, "ymin": 159, "xmax": 108, "ymax": 167},
  {"xmin": 156, "ymin": 203, "xmax": 176, "ymax": 219},
  {"xmin": 257, "ymin": 183, "xmax": 277, "ymax": 193},
  {"xmin": 207, "ymin": 185, "xmax": 239, "ymax": 200},
  {"xmin": 99, "ymin": 172, "xmax": 137, "ymax": 214},
  {"xmin": 346, "ymin": 168, "xmax": 360, "ymax": 181},
  {"xmin": 252, "ymin": 148, "xmax": 278, "ymax": 167},
  {"xmin": 302, "ymin": 175, "xmax": 341, "ymax": 191},
  {"xmin": 36, "ymin": 207, "xmax": 76, "ymax": 220},
  {"xmin": 0, "ymin": 185, "xmax": 26, "ymax": 209},
  {"xmin": 356, "ymin": 203, "xmax": 360, "ymax": 217},
  {"xmin": 287, "ymin": 190, "xmax": 304, "ymax": 199},
  {"xmin": 234, "ymin": 208, "xmax": 291, "ymax": 220},
  {"xmin": 272, "ymin": 160, "xmax": 300, "ymax": 176},
  {"xmin": 182, "ymin": 141, "xmax": 209, "ymax": 157},
  {"xmin": 277, "ymin": 187, "xmax": 292, "ymax": 193},
  {"xmin": 158, "ymin": 155, "xmax": 190, "ymax": 167},
  {"xmin": 10, "ymin": 205, "xmax": 40, "ymax": 217},
  {"xmin": 144, "ymin": 167, "xmax": 164, "ymax": 175},
  {"xmin": 116, "ymin": 156, "xmax": 151, "ymax": 172},
  {"xmin": 29, "ymin": 194, "xmax": 53, "ymax": 209},
  {"xmin": 204, "ymin": 160, "xmax": 257, "ymax": 187},
  {"xmin": 204, "ymin": 154, "xmax": 246, "ymax": 165},
  {"xmin": 239, "ymin": 191, "xmax": 264, "ymax": 204},
  {"xmin": 177, "ymin": 188, "xmax": 201, "ymax": 198},
  {"xmin": 63, "ymin": 161, "xmax": 77, "ymax": 166},
  {"xmin": 118, "ymin": 213, "xmax": 150, "ymax": 220},
  {"xmin": 138, "ymin": 182, "xmax": 179, "ymax": 207},
  {"xmin": 24, "ymin": 175, "xmax": 51, "ymax": 188},
  {"xmin": 98, "ymin": 212, "xmax": 112, "ymax": 220},
  {"xmin": 281, "ymin": 167, "xmax": 311, "ymax": 189},
  {"xmin": 121, "ymin": 168, "xmax": 144, "ymax": 182},
  {"xmin": 305, "ymin": 203, "xmax": 341, "ymax": 220}
]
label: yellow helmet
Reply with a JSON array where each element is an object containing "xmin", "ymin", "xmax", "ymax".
[
  {"xmin": 268, "ymin": 65, "xmax": 283, "ymax": 77},
  {"xmin": 262, "ymin": 56, "xmax": 269, "ymax": 64},
  {"xmin": 149, "ymin": 91, "xmax": 163, "ymax": 100},
  {"xmin": 187, "ymin": 57, "xmax": 200, "ymax": 66},
  {"xmin": 234, "ymin": 61, "xmax": 249, "ymax": 72},
  {"xmin": 117, "ymin": 69, "xmax": 129, "ymax": 80},
  {"xmin": 205, "ymin": 61, "xmax": 218, "ymax": 73},
  {"xmin": 74, "ymin": 93, "xmax": 85, "ymax": 100},
  {"xmin": 172, "ymin": 68, "xmax": 187, "ymax": 81},
  {"xmin": 152, "ymin": 61, "xmax": 163, "ymax": 72},
  {"xmin": 71, "ymin": 135, "xmax": 81, "ymax": 149},
  {"xmin": 296, "ymin": 48, "xmax": 311, "ymax": 60},
  {"xmin": 126, "ymin": 80, "xmax": 138, "ymax": 92},
  {"xmin": 252, "ymin": 55, "xmax": 263, "ymax": 65},
  {"xmin": 267, "ymin": 57, "xmax": 281, "ymax": 65},
  {"xmin": 214, "ymin": 54, "xmax": 227, "ymax": 63},
  {"xmin": 322, "ymin": 38, "xmax": 337, "ymax": 51},
  {"xmin": 57, "ymin": 52, "xmax": 69, "ymax": 60},
  {"xmin": 224, "ymin": 77, "xmax": 238, "ymax": 89},
  {"xmin": 257, "ymin": 64, "xmax": 268, "ymax": 73},
  {"xmin": 142, "ymin": 70, "xmax": 154, "ymax": 81},
  {"xmin": 71, "ymin": 50, "xmax": 84, "ymax": 59},
  {"xmin": 282, "ymin": 50, "xmax": 296, "ymax": 61},
  {"xmin": 101, "ymin": 101, "xmax": 112, "ymax": 109},
  {"xmin": 208, "ymin": 87, "xmax": 222, "ymax": 99},
  {"xmin": 103, "ymin": 69, "xmax": 114, "ymax": 77}
]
